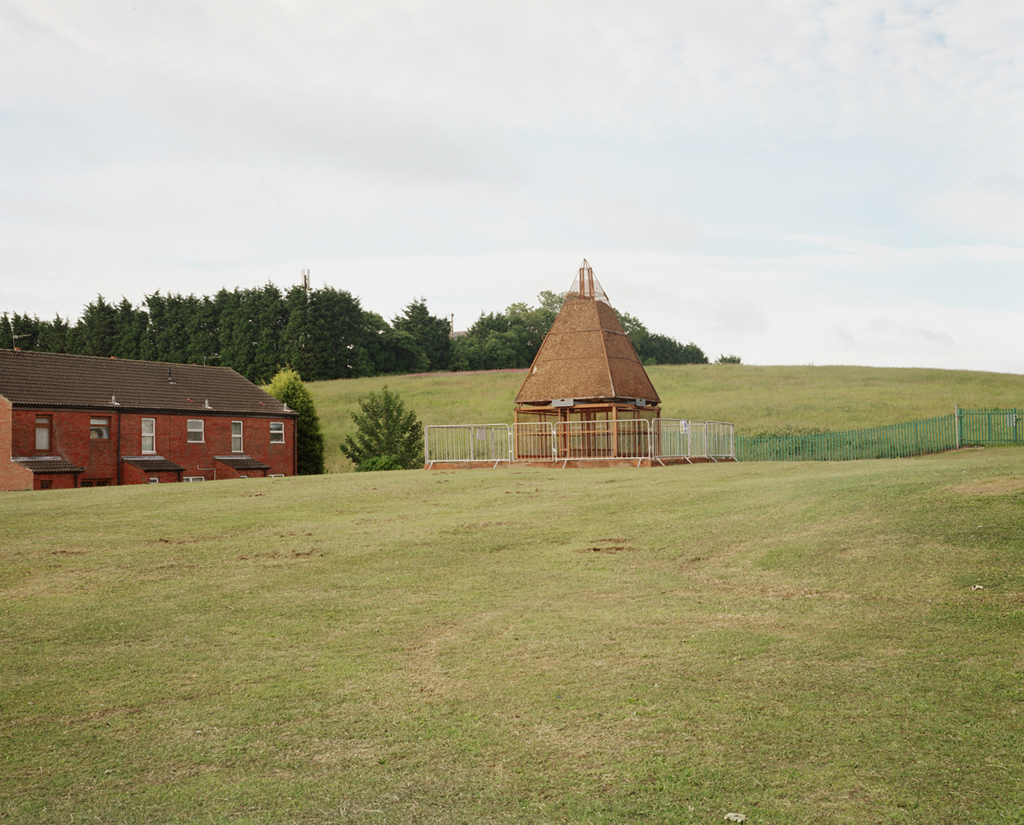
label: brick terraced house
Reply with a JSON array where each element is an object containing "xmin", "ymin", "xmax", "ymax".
[{"xmin": 0, "ymin": 350, "xmax": 297, "ymax": 490}]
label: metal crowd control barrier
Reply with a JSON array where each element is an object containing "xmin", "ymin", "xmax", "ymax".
[
  {"xmin": 427, "ymin": 419, "xmax": 736, "ymax": 467},
  {"xmin": 556, "ymin": 419, "xmax": 652, "ymax": 464},
  {"xmin": 512, "ymin": 423, "xmax": 557, "ymax": 461},
  {"xmin": 655, "ymin": 419, "xmax": 736, "ymax": 462},
  {"xmin": 424, "ymin": 424, "xmax": 512, "ymax": 468}
]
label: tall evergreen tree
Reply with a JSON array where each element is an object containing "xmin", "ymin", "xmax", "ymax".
[
  {"xmin": 37, "ymin": 315, "xmax": 70, "ymax": 353},
  {"xmin": 392, "ymin": 298, "xmax": 452, "ymax": 372},
  {"xmin": 212, "ymin": 288, "xmax": 244, "ymax": 371},
  {"xmin": 281, "ymin": 285, "xmax": 367, "ymax": 381},
  {"xmin": 3, "ymin": 279, "xmax": 712, "ymax": 375},
  {"xmin": 218, "ymin": 286, "xmax": 287, "ymax": 382},
  {"xmin": 2, "ymin": 313, "xmax": 41, "ymax": 351},
  {"xmin": 69, "ymin": 296, "xmax": 118, "ymax": 357},
  {"xmin": 349, "ymin": 311, "xmax": 393, "ymax": 377},
  {"xmin": 184, "ymin": 295, "xmax": 221, "ymax": 365},
  {"xmin": 249, "ymin": 284, "xmax": 288, "ymax": 383},
  {"xmin": 111, "ymin": 298, "xmax": 148, "ymax": 360}
]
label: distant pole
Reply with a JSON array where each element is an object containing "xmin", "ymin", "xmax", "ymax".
[{"xmin": 302, "ymin": 269, "xmax": 310, "ymax": 294}]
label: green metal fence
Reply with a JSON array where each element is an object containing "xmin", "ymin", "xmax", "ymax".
[
  {"xmin": 736, "ymin": 407, "xmax": 1023, "ymax": 462},
  {"xmin": 958, "ymin": 407, "xmax": 1023, "ymax": 446}
]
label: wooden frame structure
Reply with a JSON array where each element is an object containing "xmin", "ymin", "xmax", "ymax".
[{"xmin": 513, "ymin": 260, "xmax": 662, "ymax": 460}]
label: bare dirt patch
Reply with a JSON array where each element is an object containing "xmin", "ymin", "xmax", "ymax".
[{"xmin": 951, "ymin": 477, "xmax": 1024, "ymax": 496}]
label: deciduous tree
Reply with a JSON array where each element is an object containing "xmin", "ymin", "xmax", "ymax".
[{"xmin": 340, "ymin": 386, "xmax": 423, "ymax": 471}]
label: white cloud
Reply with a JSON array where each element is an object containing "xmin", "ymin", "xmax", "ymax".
[
  {"xmin": 1, "ymin": 1, "xmax": 1023, "ymax": 374},
  {"xmin": 922, "ymin": 175, "xmax": 1024, "ymax": 243}
]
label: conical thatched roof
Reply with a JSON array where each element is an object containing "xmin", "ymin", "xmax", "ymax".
[{"xmin": 515, "ymin": 261, "xmax": 660, "ymax": 406}]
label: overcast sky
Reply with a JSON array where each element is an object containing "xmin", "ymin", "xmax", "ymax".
[{"xmin": 2, "ymin": 1, "xmax": 1023, "ymax": 373}]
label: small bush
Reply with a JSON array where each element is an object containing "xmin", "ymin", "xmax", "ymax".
[
  {"xmin": 340, "ymin": 386, "xmax": 424, "ymax": 471},
  {"xmin": 356, "ymin": 455, "xmax": 405, "ymax": 472}
]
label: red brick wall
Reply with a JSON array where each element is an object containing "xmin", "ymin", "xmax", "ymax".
[
  {"xmin": 6, "ymin": 407, "xmax": 296, "ymax": 488},
  {"xmin": 121, "ymin": 465, "xmax": 182, "ymax": 486},
  {"xmin": 0, "ymin": 395, "xmax": 33, "ymax": 491},
  {"xmin": 34, "ymin": 474, "xmax": 77, "ymax": 490}
]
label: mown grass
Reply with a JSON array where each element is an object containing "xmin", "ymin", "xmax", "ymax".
[
  {"xmin": 3, "ymin": 447, "xmax": 1024, "ymax": 823},
  {"xmin": 310, "ymin": 365, "xmax": 1024, "ymax": 472}
]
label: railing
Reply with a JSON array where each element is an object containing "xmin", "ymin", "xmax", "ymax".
[
  {"xmin": 426, "ymin": 408, "xmax": 1018, "ymax": 467},
  {"xmin": 736, "ymin": 416, "xmax": 957, "ymax": 462},
  {"xmin": 428, "ymin": 419, "xmax": 736, "ymax": 466},
  {"xmin": 512, "ymin": 423, "xmax": 557, "ymax": 461},
  {"xmin": 514, "ymin": 421, "xmax": 653, "ymax": 462},
  {"xmin": 655, "ymin": 419, "xmax": 736, "ymax": 461},
  {"xmin": 959, "ymin": 407, "xmax": 1023, "ymax": 446},
  {"xmin": 735, "ymin": 407, "xmax": 1023, "ymax": 462},
  {"xmin": 424, "ymin": 424, "xmax": 512, "ymax": 467},
  {"xmin": 556, "ymin": 419, "xmax": 652, "ymax": 462}
]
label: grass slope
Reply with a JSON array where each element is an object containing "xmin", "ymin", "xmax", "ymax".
[
  {"xmin": 3, "ymin": 447, "xmax": 1023, "ymax": 823},
  {"xmin": 311, "ymin": 365, "xmax": 1024, "ymax": 473}
]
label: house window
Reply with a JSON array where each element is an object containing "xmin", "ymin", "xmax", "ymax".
[
  {"xmin": 183, "ymin": 476, "xmax": 205, "ymax": 482},
  {"xmin": 187, "ymin": 419, "xmax": 204, "ymax": 443},
  {"xmin": 141, "ymin": 418, "xmax": 156, "ymax": 453},
  {"xmin": 148, "ymin": 478, "xmax": 159, "ymax": 484},
  {"xmin": 231, "ymin": 421, "xmax": 243, "ymax": 453},
  {"xmin": 35, "ymin": 416, "xmax": 51, "ymax": 451},
  {"xmin": 270, "ymin": 421, "xmax": 285, "ymax": 443},
  {"xmin": 39, "ymin": 480, "xmax": 52, "ymax": 490},
  {"xmin": 90, "ymin": 417, "xmax": 110, "ymax": 440}
]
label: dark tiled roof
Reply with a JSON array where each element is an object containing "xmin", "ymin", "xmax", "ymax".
[
  {"xmin": 0, "ymin": 350, "xmax": 296, "ymax": 417},
  {"xmin": 215, "ymin": 455, "xmax": 271, "ymax": 471},
  {"xmin": 122, "ymin": 456, "xmax": 186, "ymax": 472},
  {"xmin": 12, "ymin": 455, "xmax": 85, "ymax": 474}
]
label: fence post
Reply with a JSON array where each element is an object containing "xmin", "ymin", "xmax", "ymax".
[{"xmin": 954, "ymin": 403, "xmax": 960, "ymax": 450}]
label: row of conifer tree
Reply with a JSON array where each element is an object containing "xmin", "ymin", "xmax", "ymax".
[{"xmin": 2, "ymin": 284, "xmax": 708, "ymax": 384}]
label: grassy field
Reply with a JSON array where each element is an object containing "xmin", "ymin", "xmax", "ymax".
[
  {"xmin": 310, "ymin": 365, "xmax": 1024, "ymax": 473},
  {"xmin": 3, "ymin": 445, "xmax": 1023, "ymax": 823}
]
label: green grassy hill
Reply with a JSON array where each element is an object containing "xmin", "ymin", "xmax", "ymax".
[
  {"xmin": 3, "ymin": 448, "xmax": 1023, "ymax": 823},
  {"xmin": 311, "ymin": 365, "xmax": 1024, "ymax": 473}
]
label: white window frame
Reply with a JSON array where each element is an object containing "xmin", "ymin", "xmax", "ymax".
[
  {"xmin": 141, "ymin": 418, "xmax": 156, "ymax": 454},
  {"xmin": 187, "ymin": 419, "xmax": 204, "ymax": 443},
  {"xmin": 231, "ymin": 420, "xmax": 243, "ymax": 453},
  {"xmin": 269, "ymin": 421, "xmax": 285, "ymax": 443},
  {"xmin": 183, "ymin": 476, "xmax": 205, "ymax": 482}
]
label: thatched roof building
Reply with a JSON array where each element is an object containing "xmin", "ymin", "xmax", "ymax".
[{"xmin": 515, "ymin": 260, "xmax": 660, "ymax": 425}]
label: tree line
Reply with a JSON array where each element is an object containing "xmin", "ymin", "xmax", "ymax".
[{"xmin": 2, "ymin": 284, "xmax": 710, "ymax": 384}]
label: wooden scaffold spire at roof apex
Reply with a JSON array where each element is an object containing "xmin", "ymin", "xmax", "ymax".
[
  {"xmin": 514, "ymin": 259, "xmax": 660, "ymax": 434},
  {"xmin": 572, "ymin": 259, "xmax": 609, "ymax": 304}
]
